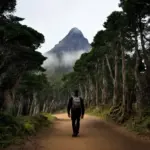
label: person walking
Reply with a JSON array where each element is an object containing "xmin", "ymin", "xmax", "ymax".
[{"xmin": 67, "ymin": 90, "xmax": 85, "ymax": 137}]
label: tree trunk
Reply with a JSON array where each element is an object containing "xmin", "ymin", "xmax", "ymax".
[
  {"xmin": 87, "ymin": 76, "xmax": 92, "ymax": 106},
  {"xmin": 88, "ymin": 77, "xmax": 95, "ymax": 106},
  {"xmin": 29, "ymin": 98, "xmax": 34, "ymax": 116},
  {"xmin": 49, "ymin": 99, "xmax": 55, "ymax": 113},
  {"xmin": 22, "ymin": 96, "xmax": 30, "ymax": 116},
  {"xmin": 139, "ymin": 18, "xmax": 150, "ymax": 113},
  {"xmin": 113, "ymin": 47, "xmax": 119, "ymax": 106},
  {"xmin": 33, "ymin": 93, "xmax": 39, "ymax": 115},
  {"xmin": 3, "ymin": 89, "xmax": 13, "ymax": 114},
  {"xmin": 95, "ymin": 62, "xmax": 100, "ymax": 107},
  {"xmin": 11, "ymin": 76, "xmax": 22, "ymax": 103},
  {"xmin": 79, "ymin": 83, "xmax": 83, "ymax": 98},
  {"xmin": 102, "ymin": 59, "xmax": 108, "ymax": 105},
  {"xmin": 17, "ymin": 97, "xmax": 23, "ymax": 116},
  {"xmin": 105, "ymin": 54, "xmax": 114, "ymax": 84},
  {"xmin": 139, "ymin": 17, "xmax": 149, "ymax": 70},
  {"xmin": 0, "ymin": 88, "xmax": 4, "ymax": 110},
  {"xmin": 134, "ymin": 32, "xmax": 143, "ymax": 116},
  {"xmin": 121, "ymin": 46, "xmax": 128, "ymax": 114},
  {"xmin": 84, "ymin": 85, "xmax": 88, "ymax": 106},
  {"xmin": 95, "ymin": 78, "xmax": 99, "ymax": 107}
]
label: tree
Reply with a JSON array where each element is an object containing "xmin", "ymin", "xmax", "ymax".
[
  {"xmin": 119, "ymin": 0, "xmax": 150, "ymax": 116},
  {"xmin": 0, "ymin": 0, "xmax": 49, "ymax": 115},
  {"xmin": 0, "ymin": 0, "xmax": 16, "ymax": 14}
]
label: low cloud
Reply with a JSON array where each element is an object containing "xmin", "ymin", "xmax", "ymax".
[{"xmin": 42, "ymin": 50, "xmax": 87, "ymax": 74}]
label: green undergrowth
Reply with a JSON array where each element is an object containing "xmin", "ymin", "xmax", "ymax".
[
  {"xmin": 53, "ymin": 108, "xmax": 67, "ymax": 114},
  {"xmin": 86, "ymin": 106, "xmax": 110, "ymax": 120},
  {"xmin": 87, "ymin": 106, "xmax": 150, "ymax": 136},
  {"xmin": 58, "ymin": 109, "xmax": 67, "ymax": 113},
  {"xmin": 124, "ymin": 116, "xmax": 150, "ymax": 135},
  {"xmin": 0, "ymin": 113, "xmax": 54, "ymax": 148}
]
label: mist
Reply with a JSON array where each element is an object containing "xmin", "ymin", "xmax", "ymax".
[{"xmin": 42, "ymin": 50, "xmax": 87, "ymax": 74}]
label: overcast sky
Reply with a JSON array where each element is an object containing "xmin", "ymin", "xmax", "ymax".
[{"xmin": 15, "ymin": 0, "xmax": 121, "ymax": 54}]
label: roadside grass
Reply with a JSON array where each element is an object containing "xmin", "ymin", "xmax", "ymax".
[
  {"xmin": 86, "ymin": 106, "xmax": 150, "ymax": 137},
  {"xmin": 86, "ymin": 106, "xmax": 110, "ymax": 120},
  {"xmin": 0, "ymin": 113, "xmax": 55, "ymax": 148}
]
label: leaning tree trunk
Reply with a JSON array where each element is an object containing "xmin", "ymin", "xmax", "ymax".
[{"xmin": 105, "ymin": 54, "xmax": 114, "ymax": 84}]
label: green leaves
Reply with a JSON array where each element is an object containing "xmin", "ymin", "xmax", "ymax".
[
  {"xmin": 19, "ymin": 72, "xmax": 49, "ymax": 93},
  {"xmin": 1, "ymin": 22, "xmax": 45, "ymax": 49},
  {"xmin": 0, "ymin": 0, "xmax": 50, "ymax": 115},
  {"xmin": 0, "ymin": 0, "xmax": 16, "ymax": 15},
  {"xmin": 0, "ymin": 4, "xmax": 47, "ymax": 90}
]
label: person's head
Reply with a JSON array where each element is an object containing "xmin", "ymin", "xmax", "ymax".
[{"xmin": 74, "ymin": 90, "xmax": 79, "ymax": 97}]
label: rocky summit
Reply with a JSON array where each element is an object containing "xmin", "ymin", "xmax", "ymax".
[
  {"xmin": 46, "ymin": 27, "xmax": 91, "ymax": 55},
  {"xmin": 43, "ymin": 27, "xmax": 91, "ymax": 76}
]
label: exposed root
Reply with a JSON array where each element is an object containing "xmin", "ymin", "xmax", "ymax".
[{"xmin": 109, "ymin": 104, "xmax": 130, "ymax": 124}]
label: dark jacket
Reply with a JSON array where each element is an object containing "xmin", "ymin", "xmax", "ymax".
[{"xmin": 67, "ymin": 96, "xmax": 85, "ymax": 117}]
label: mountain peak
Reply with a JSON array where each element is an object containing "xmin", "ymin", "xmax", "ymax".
[
  {"xmin": 69, "ymin": 27, "xmax": 82, "ymax": 34},
  {"xmin": 67, "ymin": 27, "xmax": 83, "ymax": 37},
  {"xmin": 44, "ymin": 27, "xmax": 91, "ymax": 75},
  {"xmin": 46, "ymin": 27, "xmax": 91, "ymax": 55}
]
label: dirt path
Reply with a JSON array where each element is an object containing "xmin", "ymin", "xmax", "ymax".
[{"xmin": 7, "ymin": 114, "xmax": 150, "ymax": 150}]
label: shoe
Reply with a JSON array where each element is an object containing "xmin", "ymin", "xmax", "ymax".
[
  {"xmin": 72, "ymin": 133, "xmax": 77, "ymax": 137},
  {"xmin": 76, "ymin": 131, "xmax": 79, "ymax": 136},
  {"xmin": 72, "ymin": 133, "xmax": 76, "ymax": 137}
]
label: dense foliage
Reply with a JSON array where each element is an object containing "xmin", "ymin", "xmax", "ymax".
[
  {"xmin": 62, "ymin": 0, "xmax": 150, "ymax": 126},
  {"xmin": 0, "ymin": 1, "xmax": 60, "ymax": 147},
  {"xmin": 0, "ymin": 113, "xmax": 53, "ymax": 148},
  {"xmin": 0, "ymin": 0, "xmax": 59, "ymax": 115}
]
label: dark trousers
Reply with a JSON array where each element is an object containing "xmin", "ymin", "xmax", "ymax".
[
  {"xmin": 71, "ymin": 109, "xmax": 81, "ymax": 134},
  {"xmin": 71, "ymin": 116, "xmax": 80, "ymax": 134}
]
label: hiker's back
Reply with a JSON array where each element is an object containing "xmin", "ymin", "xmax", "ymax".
[
  {"xmin": 72, "ymin": 96, "xmax": 81, "ymax": 109},
  {"xmin": 71, "ymin": 96, "xmax": 82, "ymax": 118}
]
